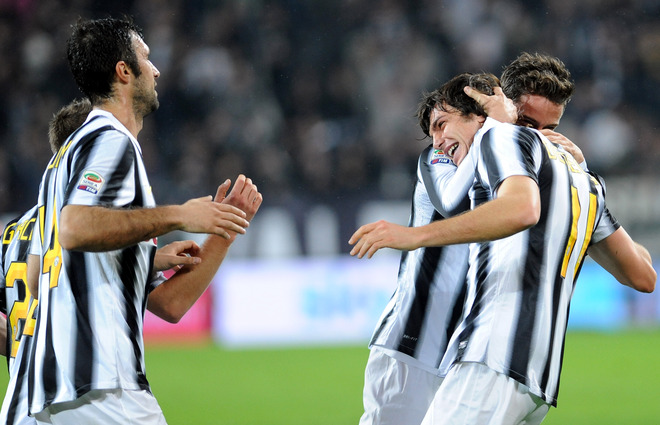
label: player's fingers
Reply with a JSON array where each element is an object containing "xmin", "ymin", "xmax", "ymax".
[
  {"xmin": 366, "ymin": 242, "xmax": 383, "ymax": 259},
  {"xmin": 252, "ymin": 191, "xmax": 263, "ymax": 209},
  {"xmin": 350, "ymin": 238, "xmax": 366, "ymax": 258},
  {"xmin": 214, "ymin": 179, "xmax": 231, "ymax": 202},
  {"xmin": 464, "ymin": 86, "xmax": 487, "ymax": 106},
  {"xmin": 348, "ymin": 228, "xmax": 364, "ymax": 245},
  {"xmin": 173, "ymin": 239, "xmax": 200, "ymax": 252},
  {"xmin": 216, "ymin": 203, "xmax": 248, "ymax": 219},
  {"xmin": 231, "ymin": 174, "xmax": 247, "ymax": 194},
  {"xmin": 173, "ymin": 255, "xmax": 202, "ymax": 266}
]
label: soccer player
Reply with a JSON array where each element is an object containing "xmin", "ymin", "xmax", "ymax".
[
  {"xmin": 350, "ymin": 72, "xmax": 655, "ymax": 424},
  {"xmin": 28, "ymin": 17, "xmax": 261, "ymax": 424},
  {"xmin": 358, "ymin": 53, "xmax": 581, "ymax": 425},
  {"xmin": 0, "ymin": 98, "xmax": 92, "ymax": 425}
]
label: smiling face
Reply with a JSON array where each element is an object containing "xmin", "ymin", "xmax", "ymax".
[
  {"xmin": 515, "ymin": 94, "xmax": 564, "ymax": 131},
  {"xmin": 429, "ymin": 104, "xmax": 485, "ymax": 165}
]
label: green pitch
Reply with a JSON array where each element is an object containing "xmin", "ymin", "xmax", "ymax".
[{"xmin": 1, "ymin": 330, "xmax": 659, "ymax": 424}]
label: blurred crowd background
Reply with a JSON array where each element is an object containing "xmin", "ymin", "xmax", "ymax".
[{"xmin": 1, "ymin": 0, "xmax": 659, "ymax": 256}]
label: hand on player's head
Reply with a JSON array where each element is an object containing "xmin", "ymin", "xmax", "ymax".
[{"xmin": 464, "ymin": 86, "xmax": 518, "ymax": 124}]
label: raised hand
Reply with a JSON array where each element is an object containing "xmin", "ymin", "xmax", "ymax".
[{"xmin": 218, "ymin": 174, "xmax": 263, "ymax": 222}]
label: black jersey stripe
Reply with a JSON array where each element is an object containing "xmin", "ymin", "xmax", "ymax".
[
  {"xmin": 509, "ymin": 148, "xmax": 553, "ymax": 387},
  {"xmin": 98, "ymin": 139, "xmax": 135, "ymax": 205},
  {"xmin": 41, "ymin": 295, "xmax": 57, "ymax": 407},
  {"xmin": 118, "ymin": 244, "xmax": 150, "ymax": 389},
  {"xmin": 397, "ymin": 212, "xmax": 444, "ymax": 357},
  {"xmin": 63, "ymin": 126, "xmax": 115, "ymax": 206},
  {"xmin": 66, "ymin": 251, "xmax": 95, "ymax": 398},
  {"xmin": 6, "ymin": 333, "xmax": 31, "ymax": 425}
]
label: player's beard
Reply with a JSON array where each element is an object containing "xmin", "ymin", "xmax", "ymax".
[{"xmin": 133, "ymin": 77, "xmax": 159, "ymax": 117}]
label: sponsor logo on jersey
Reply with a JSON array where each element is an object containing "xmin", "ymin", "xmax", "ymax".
[
  {"xmin": 430, "ymin": 149, "xmax": 452, "ymax": 165},
  {"xmin": 77, "ymin": 171, "xmax": 105, "ymax": 194}
]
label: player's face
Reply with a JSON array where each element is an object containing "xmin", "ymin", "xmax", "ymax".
[
  {"xmin": 132, "ymin": 35, "xmax": 160, "ymax": 117},
  {"xmin": 515, "ymin": 94, "xmax": 564, "ymax": 131},
  {"xmin": 429, "ymin": 104, "xmax": 484, "ymax": 166}
]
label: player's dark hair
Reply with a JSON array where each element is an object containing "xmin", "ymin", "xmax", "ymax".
[
  {"xmin": 66, "ymin": 17, "xmax": 144, "ymax": 104},
  {"xmin": 417, "ymin": 73, "xmax": 500, "ymax": 137},
  {"xmin": 501, "ymin": 52, "xmax": 575, "ymax": 106},
  {"xmin": 48, "ymin": 98, "xmax": 92, "ymax": 153}
]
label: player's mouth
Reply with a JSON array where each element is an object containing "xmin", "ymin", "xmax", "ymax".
[{"xmin": 445, "ymin": 143, "xmax": 459, "ymax": 158}]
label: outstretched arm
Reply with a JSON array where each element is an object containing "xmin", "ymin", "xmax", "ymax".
[
  {"xmin": 587, "ymin": 227, "xmax": 656, "ymax": 293},
  {"xmin": 59, "ymin": 194, "xmax": 250, "ymax": 252},
  {"xmin": 350, "ymin": 175, "xmax": 540, "ymax": 258},
  {"xmin": 147, "ymin": 175, "xmax": 263, "ymax": 323}
]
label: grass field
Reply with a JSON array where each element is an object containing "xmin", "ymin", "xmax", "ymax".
[{"xmin": 2, "ymin": 329, "xmax": 659, "ymax": 424}]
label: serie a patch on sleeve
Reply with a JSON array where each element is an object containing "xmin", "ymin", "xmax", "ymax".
[
  {"xmin": 77, "ymin": 171, "xmax": 105, "ymax": 194},
  {"xmin": 430, "ymin": 149, "xmax": 452, "ymax": 165}
]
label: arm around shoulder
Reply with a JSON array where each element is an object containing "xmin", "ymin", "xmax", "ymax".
[{"xmin": 588, "ymin": 227, "xmax": 656, "ymax": 293}]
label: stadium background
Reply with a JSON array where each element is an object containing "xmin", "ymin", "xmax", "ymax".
[{"xmin": 0, "ymin": 0, "xmax": 659, "ymax": 423}]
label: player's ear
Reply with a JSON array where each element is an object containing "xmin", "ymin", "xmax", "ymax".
[{"xmin": 115, "ymin": 61, "xmax": 131, "ymax": 84}]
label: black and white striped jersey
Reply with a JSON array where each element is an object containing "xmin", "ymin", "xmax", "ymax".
[
  {"xmin": 29, "ymin": 110, "xmax": 160, "ymax": 414},
  {"xmin": 440, "ymin": 122, "xmax": 619, "ymax": 406},
  {"xmin": 368, "ymin": 119, "xmax": 500, "ymax": 373},
  {"xmin": 0, "ymin": 206, "xmax": 38, "ymax": 425}
]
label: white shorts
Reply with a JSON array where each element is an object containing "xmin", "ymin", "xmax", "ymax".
[
  {"xmin": 34, "ymin": 389, "xmax": 167, "ymax": 425},
  {"xmin": 427, "ymin": 362, "xmax": 549, "ymax": 425},
  {"xmin": 359, "ymin": 346, "xmax": 443, "ymax": 425}
]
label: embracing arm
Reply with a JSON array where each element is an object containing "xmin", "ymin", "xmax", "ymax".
[
  {"xmin": 350, "ymin": 175, "xmax": 540, "ymax": 258},
  {"xmin": 587, "ymin": 227, "xmax": 656, "ymax": 293}
]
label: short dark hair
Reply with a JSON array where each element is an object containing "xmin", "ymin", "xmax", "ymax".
[
  {"xmin": 66, "ymin": 17, "xmax": 144, "ymax": 104},
  {"xmin": 48, "ymin": 98, "xmax": 92, "ymax": 153},
  {"xmin": 417, "ymin": 73, "xmax": 500, "ymax": 137},
  {"xmin": 501, "ymin": 52, "xmax": 575, "ymax": 106}
]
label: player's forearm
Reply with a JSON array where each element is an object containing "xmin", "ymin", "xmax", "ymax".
[
  {"xmin": 417, "ymin": 192, "xmax": 539, "ymax": 248},
  {"xmin": 147, "ymin": 234, "xmax": 233, "ymax": 323},
  {"xmin": 59, "ymin": 204, "xmax": 186, "ymax": 251},
  {"xmin": 27, "ymin": 254, "xmax": 40, "ymax": 299}
]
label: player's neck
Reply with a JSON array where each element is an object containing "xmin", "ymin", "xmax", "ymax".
[{"xmin": 94, "ymin": 97, "xmax": 143, "ymax": 138}]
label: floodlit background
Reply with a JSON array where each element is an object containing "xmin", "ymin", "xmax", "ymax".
[{"xmin": 1, "ymin": 1, "xmax": 659, "ymax": 423}]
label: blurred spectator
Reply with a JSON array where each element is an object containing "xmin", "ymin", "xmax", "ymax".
[{"xmin": 0, "ymin": 0, "xmax": 659, "ymax": 256}]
